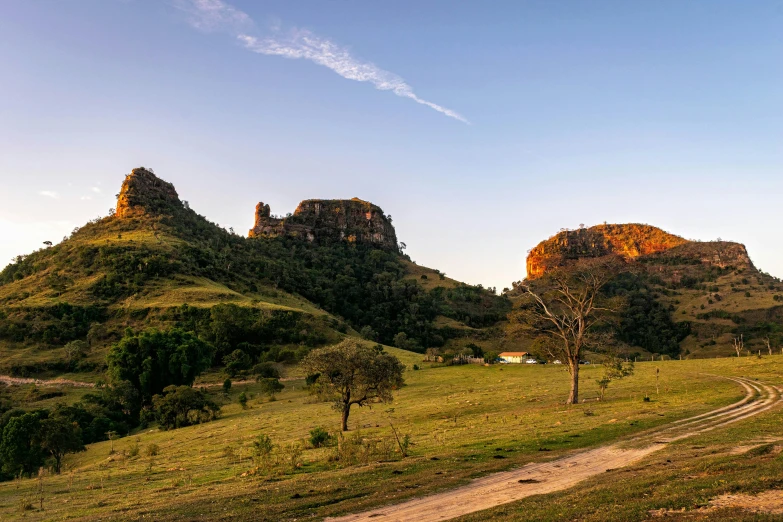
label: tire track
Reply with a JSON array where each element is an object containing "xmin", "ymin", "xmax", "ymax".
[{"xmin": 329, "ymin": 376, "xmax": 782, "ymax": 522}]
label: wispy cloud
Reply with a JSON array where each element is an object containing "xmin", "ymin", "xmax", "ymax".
[
  {"xmin": 240, "ymin": 32, "xmax": 469, "ymax": 123},
  {"xmin": 174, "ymin": 0, "xmax": 252, "ymax": 33},
  {"xmin": 175, "ymin": 0, "xmax": 467, "ymax": 123},
  {"xmin": 39, "ymin": 191, "xmax": 60, "ymax": 199}
]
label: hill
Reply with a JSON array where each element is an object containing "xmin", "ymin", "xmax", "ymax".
[
  {"xmin": 0, "ymin": 167, "xmax": 508, "ymax": 376},
  {"xmin": 516, "ymin": 223, "xmax": 783, "ymax": 359}
]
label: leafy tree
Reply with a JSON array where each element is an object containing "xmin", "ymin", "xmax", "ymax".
[
  {"xmin": 256, "ymin": 377, "xmax": 284, "ymax": 399},
  {"xmin": 151, "ymin": 385, "xmax": 220, "ymax": 430},
  {"xmin": 302, "ymin": 340, "xmax": 405, "ymax": 431},
  {"xmin": 223, "ymin": 349, "xmax": 251, "ymax": 377},
  {"xmin": 107, "ymin": 328, "xmax": 214, "ymax": 403},
  {"xmin": 252, "ymin": 362, "xmax": 280, "ymax": 379},
  {"xmin": 63, "ymin": 340, "xmax": 87, "ymax": 369},
  {"xmin": 222, "ymin": 378, "xmax": 232, "ymax": 394},
  {"xmin": 0, "ymin": 412, "xmax": 45, "ymax": 477},
  {"xmin": 39, "ymin": 417, "xmax": 85, "ymax": 473},
  {"xmin": 596, "ymin": 358, "xmax": 635, "ymax": 400}
]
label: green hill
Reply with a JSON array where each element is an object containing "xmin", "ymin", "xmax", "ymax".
[
  {"xmin": 516, "ymin": 223, "xmax": 783, "ymax": 359},
  {"xmin": 0, "ymin": 167, "xmax": 508, "ymax": 376}
]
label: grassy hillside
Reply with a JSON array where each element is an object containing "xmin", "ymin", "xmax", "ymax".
[
  {"xmin": 0, "ymin": 168, "xmax": 509, "ymax": 376},
  {"xmin": 1, "ymin": 354, "xmax": 781, "ymax": 520}
]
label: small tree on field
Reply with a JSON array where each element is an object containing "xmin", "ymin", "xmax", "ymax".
[
  {"xmin": 39, "ymin": 418, "xmax": 85, "ymax": 473},
  {"xmin": 63, "ymin": 340, "xmax": 87, "ymax": 369},
  {"xmin": 302, "ymin": 340, "xmax": 405, "ymax": 431},
  {"xmin": 596, "ymin": 357, "xmax": 634, "ymax": 400},
  {"xmin": 733, "ymin": 335, "xmax": 744, "ymax": 357}
]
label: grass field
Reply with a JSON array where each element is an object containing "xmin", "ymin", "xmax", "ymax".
[{"xmin": 2, "ymin": 352, "xmax": 782, "ymax": 521}]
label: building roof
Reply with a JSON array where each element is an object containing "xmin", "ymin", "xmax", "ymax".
[{"xmin": 499, "ymin": 352, "xmax": 530, "ymax": 357}]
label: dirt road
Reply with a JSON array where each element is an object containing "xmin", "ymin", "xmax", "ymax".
[
  {"xmin": 0, "ymin": 375, "xmax": 95, "ymax": 388},
  {"xmin": 330, "ymin": 376, "xmax": 782, "ymax": 522}
]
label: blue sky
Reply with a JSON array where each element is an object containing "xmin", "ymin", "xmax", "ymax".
[{"xmin": 1, "ymin": 0, "xmax": 781, "ymax": 290}]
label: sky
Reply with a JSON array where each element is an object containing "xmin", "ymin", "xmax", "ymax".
[{"xmin": 0, "ymin": 0, "xmax": 781, "ymax": 291}]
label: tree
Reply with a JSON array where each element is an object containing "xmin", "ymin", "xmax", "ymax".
[
  {"xmin": 151, "ymin": 385, "xmax": 220, "ymax": 430},
  {"xmin": 596, "ymin": 357, "xmax": 634, "ymax": 400},
  {"xmin": 733, "ymin": 335, "xmax": 745, "ymax": 357},
  {"xmin": 39, "ymin": 417, "xmax": 84, "ymax": 473},
  {"xmin": 107, "ymin": 328, "xmax": 215, "ymax": 403},
  {"xmin": 0, "ymin": 412, "xmax": 45, "ymax": 477},
  {"xmin": 302, "ymin": 340, "xmax": 405, "ymax": 431},
  {"xmin": 256, "ymin": 377, "xmax": 284, "ymax": 399},
  {"xmin": 515, "ymin": 259, "xmax": 621, "ymax": 404},
  {"xmin": 223, "ymin": 349, "xmax": 251, "ymax": 377},
  {"xmin": 63, "ymin": 340, "xmax": 87, "ymax": 369}
]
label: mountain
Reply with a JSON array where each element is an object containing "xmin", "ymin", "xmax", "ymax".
[
  {"xmin": 517, "ymin": 224, "xmax": 783, "ymax": 358},
  {"xmin": 0, "ymin": 167, "xmax": 509, "ymax": 376}
]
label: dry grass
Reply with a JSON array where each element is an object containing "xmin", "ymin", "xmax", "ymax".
[{"xmin": 3, "ymin": 354, "xmax": 781, "ymax": 520}]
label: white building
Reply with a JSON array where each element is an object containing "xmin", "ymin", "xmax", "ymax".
[{"xmin": 498, "ymin": 352, "xmax": 531, "ymax": 364}]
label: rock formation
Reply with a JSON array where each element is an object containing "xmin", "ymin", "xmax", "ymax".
[
  {"xmin": 248, "ymin": 198, "xmax": 398, "ymax": 250},
  {"xmin": 526, "ymin": 223, "xmax": 754, "ymax": 279},
  {"xmin": 115, "ymin": 167, "xmax": 181, "ymax": 218}
]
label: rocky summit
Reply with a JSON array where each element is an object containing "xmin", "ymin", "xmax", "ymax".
[
  {"xmin": 526, "ymin": 223, "xmax": 756, "ymax": 280},
  {"xmin": 248, "ymin": 198, "xmax": 398, "ymax": 250},
  {"xmin": 115, "ymin": 167, "xmax": 181, "ymax": 218}
]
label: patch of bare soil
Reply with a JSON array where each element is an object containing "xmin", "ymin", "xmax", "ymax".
[{"xmin": 707, "ymin": 490, "xmax": 783, "ymax": 514}]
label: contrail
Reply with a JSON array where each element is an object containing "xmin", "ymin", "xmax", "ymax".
[{"xmin": 175, "ymin": 0, "xmax": 468, "ymax": 123}]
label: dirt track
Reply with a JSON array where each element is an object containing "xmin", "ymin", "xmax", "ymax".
[
  {"xmin": 0, "ymin": 375, "xmax": 95, "ymax": 388},
  {"xmin": 330, "ymin": 376, "xmax": 782, "ymax": 522}
]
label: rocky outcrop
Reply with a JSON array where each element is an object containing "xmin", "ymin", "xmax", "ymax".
[
  {"xmin": 526, "ymin": 224, "xmax": 688, "ymax": 279},
  {"xmin": 650, "ymin": 241, "xmax": 754, "ymax": 269},
  {"xmin": 249, "ymin": 198, "xmax": 398, "ymax": 250},
  {"xmin": 526, "ymin": 224, "xmax": 755, "ymax": 279},
  {"xmin": 115, "ymin": 167, "xmax": 181, "ymax": 218}
]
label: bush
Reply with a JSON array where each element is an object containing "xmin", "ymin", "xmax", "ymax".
[
  {"xmin": 251, "ymin": 362, "xmax": 280, "ymax": 380},
  {"xmin": 222, "ymin": 379, "xmax": 232, "ymax": 394},
  {"xmin": 238, "ymin": 392, "xmax": 248, "ymax": 409},
  {"xmin": 257, "ymin": 378, "xmax": 284, "ymax": 399},
  {"xmin": 309, "ymin": 426, "xmax": 331, "ymax": 448},
  {"xmin": 223, "ymin": 349, "xmax": 251, "ymax": 377},
  {"xmin": 151, "ymin": 386, "xmax": 220, "ymax": 430},
  {"xmin": 144, "ymin": 443, "xmax": 159, "ymax": 457}
]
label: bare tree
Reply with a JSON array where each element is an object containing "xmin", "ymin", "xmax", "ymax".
[
  {"xmin": 515, "ymin": 259, "xmax": 621, "ymax": 404},
  {"xmin": 733, "ymin": 335, "xmax": 744, "ymax": 357},
  {"xmin": 764, "ymin": 336, "xmax": 773, "ymax": 356}
]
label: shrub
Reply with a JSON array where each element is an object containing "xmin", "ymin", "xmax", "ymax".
[
  {"xmin": 144, "ymin": 443, "xmax": 159, "ymax": 457},
  {"xmin": 238, "ymin": 392, "xmax": 248, "ymax": 409},
  {"xmin": 222, "ymin": 379, "xmax": 232, "ymax": 394},
  {"xmin": 309, "ymin": 427, "xmax": 331, "ymax": 448},
  {"xmin": 251, "ymin": 362, "xmax": 280, "ymax": 380},
  {"xmin": 252, "ymin": 434, "xmax": 274, "ymax": 468}
]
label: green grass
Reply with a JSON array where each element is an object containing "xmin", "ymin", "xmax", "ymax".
[{"xmin": 4, "ymin": 354, "xmax": 782, "ymax": 520}]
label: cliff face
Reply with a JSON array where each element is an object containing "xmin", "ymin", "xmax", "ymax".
[
  {"xmin": 526, "ymin": 224, "xmax": 755, "ymax": 279},
  {"xmin": 115, "ymin": 168, "xmax": 181, "ymax": 218},
  {"xmin": 248, "ymin": 198, "xmax": 398, "ymax": 250},
  {"xmin": 526, "ymin": 224, "xmax": 688, "ymax": 279}
]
